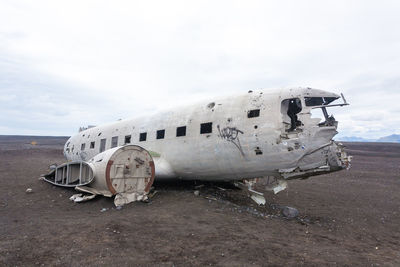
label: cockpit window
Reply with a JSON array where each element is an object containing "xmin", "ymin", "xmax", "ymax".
[
  {"xmin": 307, "ymin": 96, "xmax": 340, "ymax": 127},
  {"xmin": 304, "ymin": 97, "xmax": 338, "ymax": 106}
]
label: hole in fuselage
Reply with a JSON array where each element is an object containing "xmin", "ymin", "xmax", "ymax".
[{"xmin": 207, "ymin": 102, "xmax": 215, "ymax": 109}]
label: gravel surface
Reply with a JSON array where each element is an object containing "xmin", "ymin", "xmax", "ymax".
[{"xmin": 0, "ymin": 136, "xmax": 399, "ymax": 266}]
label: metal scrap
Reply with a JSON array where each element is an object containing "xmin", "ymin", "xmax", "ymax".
[
  {"xmin": 250, "ymin": 194, "xmax": 266, "ymax": 205},
  {"xmin": 69, "ymin": 193, "xmax": 96, "ymax": 203},
  {"xmin": 114, "ymin": 192, "xmax": 148, "ymax": 207},
  {"xmin": 234, "ymin": 181, "xmax": 266, "ymax": 206}
]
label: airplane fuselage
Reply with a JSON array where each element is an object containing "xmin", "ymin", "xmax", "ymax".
[{"xmin": 64, "ymin": 87, "xmax": 350, "ymax": 181}]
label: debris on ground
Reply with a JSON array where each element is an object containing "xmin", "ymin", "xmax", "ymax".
[
  {"xmin": 69, "ymin": 193, "xmax": 96, "ymax": 203},
  {"xmin": 194, "ymin": 190, "xmax": 200, "ymax": 196},
  {"xmin": 114, "ymin": 192, "xmax": 148, "ymax": 207},
  {"xmin": 148, "ymin": 190, "xmax": 158, "ymax": 198},
  {"xmin": 26, "ymin": 188, "xmax": 33, "ymax": 193},
  {"xmin": 234, "ymin": 181, "xmax": 266, "ymax": 206},
  {"xmin": 250, "ymin": 194, "xmax": 266, "ymax": 205}
]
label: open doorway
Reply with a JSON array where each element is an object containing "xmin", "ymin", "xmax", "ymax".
[{"xmin": 281, "ymin": 98, "xmax": 302, "ymax": 132}]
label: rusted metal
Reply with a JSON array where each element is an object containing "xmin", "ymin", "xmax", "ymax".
[{"xmin": 105, "ymin": 160, "xmax": 116, "ymax": 195}]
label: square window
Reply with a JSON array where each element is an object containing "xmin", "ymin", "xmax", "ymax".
[
  {"xmin": 90, "ymin": 141, "xmax": 95, "ymax": 149},
  {"xmin": 156, "ymin": 129, "xmax": 165, "ymax": 139},
  {"xmin": 247, "ymin": 109, "xmax": 260, "ymax": 118},
  {"xmin": 176, "ymin": 126, "xmax": 186, "ymax": 137},
  {"xmin": 81, "ymin": 143, "xmax": 85, "ymax": 151},
  {"xmin": 124, "ymin": 135, "xmax": 131, "ymax": 144},
  {"xmin": 111, "ymin": 136, "xmax": 118, "ymax": 148},
  {"xmin": 100, "ymin": 138, "xmax": 106, "ymax": 152},
  {"xmin": 139, "ymin": 132, "xmax": 147, "ymax": 141},
  {"xmin": 200, "ymin": 122, "xmax": 212, "ymax": 134}
]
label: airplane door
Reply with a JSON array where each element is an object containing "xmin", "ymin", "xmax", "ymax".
[{"xmin": 280, "ymin": 98, "xmax": 302, "ymax": 138}]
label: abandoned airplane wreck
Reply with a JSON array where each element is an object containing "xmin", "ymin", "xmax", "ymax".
[{"xmin": 44, "ymin": 87, "xmax": 351, "ymax": 206}]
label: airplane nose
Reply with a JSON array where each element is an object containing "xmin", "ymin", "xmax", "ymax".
[{"xmin": 279, "ymin": 141, "xmax": 351, "ymax": 180}]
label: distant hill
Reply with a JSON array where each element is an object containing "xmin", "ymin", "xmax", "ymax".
[
  {"xmin": 338, "ymin": 134, "xmax": 400, "ymax": 143},
  {"xmin": 376, "ymin": 134, "xmax": 400, "ymax": 143},
  {"xmin": 339, "ymin": 136, "xmax": 374, "ymax": 142}
]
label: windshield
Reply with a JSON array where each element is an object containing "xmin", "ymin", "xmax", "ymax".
[{"xmin": 304, "ymin": 97, "xmax": 338, "ymax": 107}]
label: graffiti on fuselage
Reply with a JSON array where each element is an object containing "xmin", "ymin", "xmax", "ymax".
[{"xmin": 217, "ymin": 125, "xmax": 245, "ymax": 156}]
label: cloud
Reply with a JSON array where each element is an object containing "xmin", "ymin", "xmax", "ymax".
[
  {"xmin": 0, "ymin": 0, "xmax": 399, "ymax": 138},
  {"xmin": 351, "ymin": 113, "xmax": 385, "ymax": 122}
]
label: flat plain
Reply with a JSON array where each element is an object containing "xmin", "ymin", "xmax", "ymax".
[{"xmin": 0, "ymin": 135, "xmax": 399, "ymax": 266}]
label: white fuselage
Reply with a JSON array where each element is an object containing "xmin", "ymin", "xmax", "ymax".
[{"xmin": 64, "ymin": 87, "xmax": 349, "ymax": 181}]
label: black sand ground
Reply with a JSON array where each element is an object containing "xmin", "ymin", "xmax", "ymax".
[{"xmin": 0, "ymin": 136, "xmax": 399, "ymax": 266}]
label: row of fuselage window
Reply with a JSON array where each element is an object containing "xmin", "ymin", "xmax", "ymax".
[
  {"xmin": 80, "ymin": 121, "xmax": 214, "ymax": 153},
  {"xmin": 78, "ymin": 108, "xmax": 261, "ymax": 153}
]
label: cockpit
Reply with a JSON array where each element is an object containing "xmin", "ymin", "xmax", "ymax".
[
  {"xmin": 280, "ymin": 88, "xmax": 349, "ymax": 133},
  {"xmin": 304, "ymin": 96, "xmax": 340, "ymax": 127}
]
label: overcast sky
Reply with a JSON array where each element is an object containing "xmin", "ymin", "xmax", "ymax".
[{"xmin": 1, "ymin": 0, "xmax": 399, "ymax": 138}]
